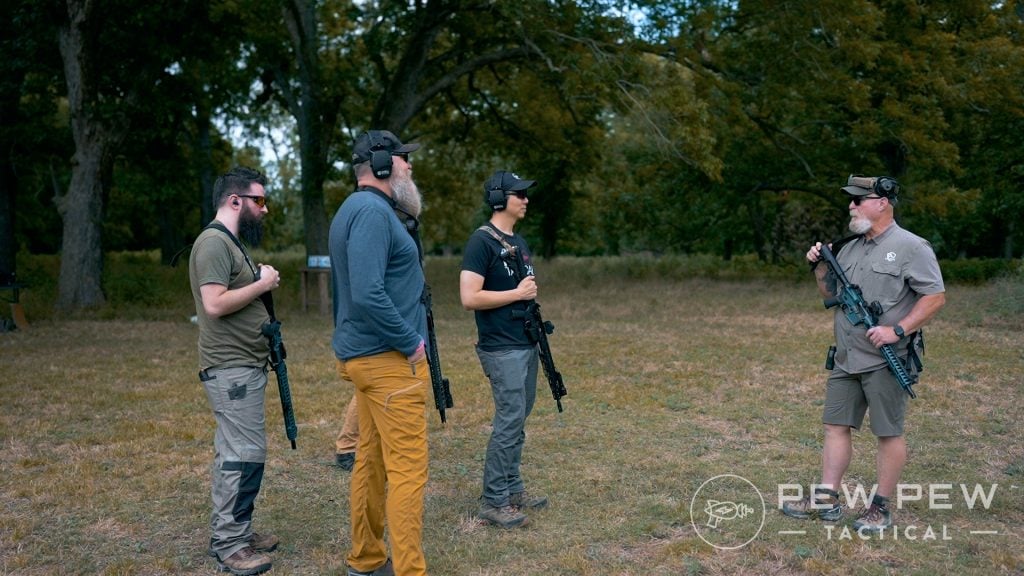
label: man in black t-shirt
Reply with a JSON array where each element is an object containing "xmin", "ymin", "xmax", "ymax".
[{"xmin": 460, "ymin": 170, "xmax": 549, "ymax": 529}]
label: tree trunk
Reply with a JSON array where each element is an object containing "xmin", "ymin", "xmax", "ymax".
[
  {"xmin": 55, "ymin": 142, "xmax": 109, "ymax": 309},
  {"xmin": 282, "ymin": 0, "xmax": 329, "ymax": 256},
  {"xmin": 0, "ymin": 67, "xmax": 24, "ymax": 282},
  {"xmin": 1005, "ymin": 219, "xmax": 1015, "ymax": 259},
  {"xmin": 195, "ymin": 101, "xmax": 216, "ymax": 227},
  {"xmin": 0, "ymin": 155, "xmax": 15, "ymax": 282},
  {"xmin": 56, "ymin": 0, "xmax": 128, "ymax": 310}
]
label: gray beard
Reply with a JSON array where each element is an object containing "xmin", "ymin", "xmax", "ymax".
[
  {"xmin": 848, "ymin": 214, "xmax": 872, "ymax": 235},
  {"xmin": 238, "ymin": 210, "xmax": 264, "ymax": 247},
  {"xmin": 392, "ymin": 173, "xmax": 422, "ymax": 219}
]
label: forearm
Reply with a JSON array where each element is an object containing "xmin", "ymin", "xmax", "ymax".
[
  {"xmin": 201, "ymin": 282, "xmax": 267, "ymax": 318},
  {"xmin": 895, "ymin": 293, "xmax": 946, "ymax": 333},
  {"xmin": 461, "ymin": 288, "xmax": 523, "ymax": 311}
]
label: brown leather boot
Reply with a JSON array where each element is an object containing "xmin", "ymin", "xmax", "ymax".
[{"xmin": 218, "ymin": 546, "xmax": 272, "ymax": 575}]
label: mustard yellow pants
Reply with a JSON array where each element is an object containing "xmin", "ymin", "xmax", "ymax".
[
  {"xmin": 344, "ymin": 351, "xmax": 429, "ymax": 576},
  {"xmin": 334, "ymin": 359, "xmax": 359, "ymax": 454}
]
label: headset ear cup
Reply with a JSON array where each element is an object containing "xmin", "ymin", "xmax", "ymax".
[
  {"xmin": 875, "ymin": 177, "xmax": 899, "ymax": 197},
  {"xmin": 371, "ymin": 148, "xmax": 392, "ymax": 179},
  {"xmin": 487, "ymin": 187, "xmax": 506, "ymax": 211}
]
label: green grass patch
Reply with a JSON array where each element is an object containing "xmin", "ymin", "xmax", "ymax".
[{"xmin": 1, "ymin": 255, "xmax": 1022, "ymax": 574}]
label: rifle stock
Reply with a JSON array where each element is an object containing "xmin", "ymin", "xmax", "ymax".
[{"xmin": 818, "ymin": 243, "xmax": 917, "ymax": 398}]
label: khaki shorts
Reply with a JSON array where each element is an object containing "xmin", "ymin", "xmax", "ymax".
[{"xmin": 823, "ymin": 367, "xmax": 908, "ymax": 437}]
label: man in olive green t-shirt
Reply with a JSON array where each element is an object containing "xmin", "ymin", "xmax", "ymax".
[{"xmin": 189, "ymin": 166, "xmax": 282, "ymax": 576}]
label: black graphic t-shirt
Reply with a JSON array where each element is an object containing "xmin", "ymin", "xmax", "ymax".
[{"xmin": 461, "ymin": 227, "xmax": 535, "ymax": 351}]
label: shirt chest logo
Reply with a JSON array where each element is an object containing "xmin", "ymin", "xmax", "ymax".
[{"xmin": 886, "ymin": 251, "xmax": 896, "ymax": 262}]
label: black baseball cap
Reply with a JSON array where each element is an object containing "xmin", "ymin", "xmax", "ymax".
[
  {"xmin": 483, "ymin": 170, "xmax": 535, "ymax": 194},
  {"xmin": 351, "ymin": 130, "xmax": 420, "ymax": 164}
]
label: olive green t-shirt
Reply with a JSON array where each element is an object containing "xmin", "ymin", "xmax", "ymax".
[{"xmin": 188, "ymin": 225, "xmax": 270, "ymax": 370}]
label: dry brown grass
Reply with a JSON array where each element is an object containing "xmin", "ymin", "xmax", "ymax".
[{"xmin": 1, "ymin": 257, "xmax": 1022, "ymax": 575}]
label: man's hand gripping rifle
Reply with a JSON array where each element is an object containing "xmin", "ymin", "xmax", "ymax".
[
  {"xmin": 818, "ymin": 243, "xmax": 917, "ymax": 399},
  {"xmin": 423, "ymin": 285, "xmax": 454, "ymax": 423}
]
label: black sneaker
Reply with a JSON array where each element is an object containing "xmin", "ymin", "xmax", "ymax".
[
  {"xmin": 347, "ymin": 558, "xmax": 394, "ymax": 576},
  {"xmin": 335, "ymin": 452, "xmax": 355, "ymax": 471}
]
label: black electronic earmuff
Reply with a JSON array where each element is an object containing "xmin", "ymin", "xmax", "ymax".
[
  {"xmin": 367, "ymin": 130, "xmax": 393, "ymax": 179},
  {"xmin": 874, "ymin": 176, "xmax": 900, "ymax": 198},
  {"xmin": 485, "ymin": 171, "xmax": 508, "ymax": 211}
]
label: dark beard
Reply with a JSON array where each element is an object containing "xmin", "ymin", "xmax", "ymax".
[{"xmin": 238, "ymin": 210, "xmax": 264, "ymax": 247}]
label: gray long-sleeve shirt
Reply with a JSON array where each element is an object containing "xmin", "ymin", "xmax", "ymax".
[{"xmin": 330, "ymin": 190, "xmax": 426, "ymax": 360}]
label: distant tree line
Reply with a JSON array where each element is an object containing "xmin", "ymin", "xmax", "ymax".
[{"xmin": 2, "ymin": 0, "xmax": 1022, "ymax": 310}]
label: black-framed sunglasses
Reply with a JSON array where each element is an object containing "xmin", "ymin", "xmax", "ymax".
[
  {"xmin": 237, "ymin": 194, "xmax": 268, "ymax": 208},
  {"xmin": 392, "ymin": 152, "xmax": 410, "ymax": 163},
  {"xmin": 851, "ymin": 195, "xmax": 883, "ymax": 206},
  {"xmin": 505, "ymin": 190, "xmax": 529, "ymax": 200}
]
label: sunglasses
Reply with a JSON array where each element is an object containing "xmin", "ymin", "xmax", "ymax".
[
  {"xmin": 238, "ymin": 194, "xmax": 268, "ymax": 208},
  {"xmin": 851, "ymin": 195, "xmax": 883, "ymax": 206},
  {"xmin": 392, "ymin": 152, "xmax": 410, "ymax": 163},
  {"xmin": 505, "ymin": 190, "xmax": 529, "ymax": 200}
]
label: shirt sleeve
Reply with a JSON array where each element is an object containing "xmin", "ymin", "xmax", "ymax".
[
  {"xmin": 461, "ymin": 231, "xmax": 491, "ymax": 276},
  {"xmin": 193, "ymin": 235, "xmax": 234, "ymax": 287},
  {"xmin": 905, "ymin": 241, "xmax": 945, "ymax": 295}
]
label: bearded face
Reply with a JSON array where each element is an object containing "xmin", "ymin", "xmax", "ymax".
[
  {"xmin": 391, "ymin": 164, "xmax": 422, "ymax": 219},
  {"xmin": 848, "ymin": 212, "xmax": 872, "ymax": 235},
  {"xmin": 238, "ymin": 202, "xmax": 265, "ymax": 246}
]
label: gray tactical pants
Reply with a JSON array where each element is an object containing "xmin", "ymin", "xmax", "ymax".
[
  {"xmin": 200, "ymin": 365, "xmax": 268, "ymax": 561},
  {"xmin": 476, "ymin": 346, "xmax": 538, "ymax": 507}
]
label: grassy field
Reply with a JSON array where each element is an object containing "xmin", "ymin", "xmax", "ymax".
[{"xmin": 1, "ymin": 256, "xmax": 1022, "ymax": 575}]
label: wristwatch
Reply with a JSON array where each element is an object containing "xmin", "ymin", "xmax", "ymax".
[{"xmin": 893, "ymin": 324, "xmax": 906, "ymax": 339}]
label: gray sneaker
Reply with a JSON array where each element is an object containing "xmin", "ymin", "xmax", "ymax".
[
  {"xmin": 479, "ymin": 502, "xmax": 529, "ymax": 529},
  {"xmin": 781, "ymin": 488, "xmax": 843, "ymax": 521},
  {"xmin": 509, "ymin": 490, "xmax": 548, "ymax": 510}
]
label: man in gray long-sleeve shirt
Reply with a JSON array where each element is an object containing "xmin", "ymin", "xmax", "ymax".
[{"xmin": 330, "ymin": 130, "xmax": 429, "ymax": 576}]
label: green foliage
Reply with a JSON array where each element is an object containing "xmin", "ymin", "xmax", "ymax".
[
  {"xmin": 938, "ymin": 258, "xmax": 1022, "ymax": 284},
  {"xmin": 6, "ymin": 0, "xmax": 1024, "ymax": 294},
  {"xmin": 10, "ymin": 251, "xmax": 1022, "ymax": 326}
]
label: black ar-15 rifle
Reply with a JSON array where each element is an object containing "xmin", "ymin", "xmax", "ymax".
[
  {"xmin": 515, "ymin": 301, "xmax": 567, "ymax": 412},
  {"xmin": 818, "ymin": 243, "xmax": 917, "ymax": 399},
  {"xmin": 256, "ymin": 268, "xmax": 298, "ymax": 448},
  {"xmin": 423, "ymin": 285, "xmax": 454, "ymax": 423},
  {"xmin": 261, "ymin": 317, "xmax": 298, "ymax": 448}
]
